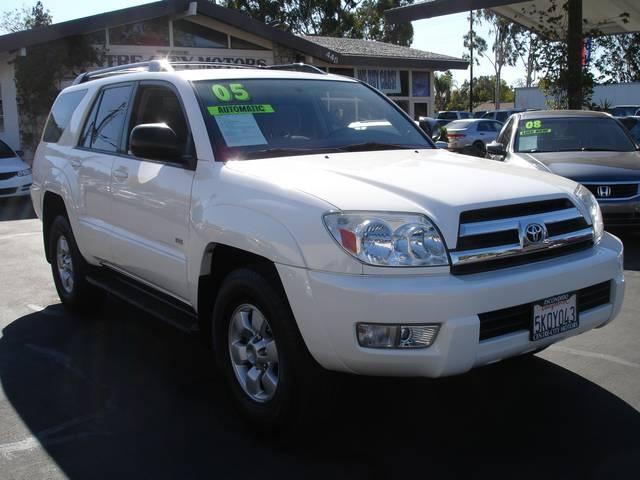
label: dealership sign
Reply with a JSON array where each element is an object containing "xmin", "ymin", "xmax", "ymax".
[
  {"xmin": 98, "ymin": 47, "xmax": 273, "ymax": 68},
  {"xmin": 356, "ymin": 69, "xmax": 401, "ymax": 94}
]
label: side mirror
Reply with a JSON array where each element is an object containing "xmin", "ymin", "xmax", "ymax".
[
  {"xmin": 435, "ymin": 141, "xmax": 448, "ymax": 149},
  {"xmin": 486, "ymin": 141, "xmax": 506, "ymax": 158},
  {"xmin": 130, "ymin": 123, "xmax": 181, "ymax": 161}
]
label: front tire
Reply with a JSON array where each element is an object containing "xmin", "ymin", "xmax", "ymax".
[
  {"xmin": 48, "ymin": 215, "xmax": 103, "ymax": 312},
  {"xmin": 212, "ymin": 267, "xmax": 330, "ymax": 430}
]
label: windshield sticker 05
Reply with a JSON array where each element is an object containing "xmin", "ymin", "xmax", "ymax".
[{"xmin": 208, "ymin": 104, "xmax": 275, "ymax": 116}]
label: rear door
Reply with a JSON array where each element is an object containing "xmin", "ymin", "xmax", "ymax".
[{"xmin": 109, "ymin": 81, "xmax": 195, "ymax": 301}]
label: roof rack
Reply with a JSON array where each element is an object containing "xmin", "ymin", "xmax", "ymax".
[{"xmin": 72, "ymin": 60, "xmax": 327, "ymax": 85}]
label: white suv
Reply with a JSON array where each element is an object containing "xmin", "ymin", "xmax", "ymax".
[{"xmin": 31, "ymin": 61, "xmax": 625, "ymax": 428}]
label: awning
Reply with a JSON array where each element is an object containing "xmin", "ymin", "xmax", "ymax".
[{"xmin": 386, "ymin": 0, "xmax": 640, "ymax": 38}]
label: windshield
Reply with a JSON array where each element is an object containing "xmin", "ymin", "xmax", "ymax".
[
  {"xmin": 611, "ymin": 106, "xmax": 640, "ymax": 117},
  {"xmin": 514, "ymin": 117, "xmax": 637, "ymax": 153},
  {"xmin": 194, "ymin": 79, "xmax": 431, "ymax": 160},
  {"xmin": 0, "ymin": 140, "xmax": 16, "ymax": 159}
]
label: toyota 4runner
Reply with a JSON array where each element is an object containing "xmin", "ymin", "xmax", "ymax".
[{"xmin": 31, "ymin": 61, "xmax": 625, "ymax": 427}]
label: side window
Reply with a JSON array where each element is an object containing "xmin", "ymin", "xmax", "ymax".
[
  {"xmin": 43, "ymin": 90, "xmax": 87, "ymax": 143},
  {"xmin": 477, "ymin": 121, "xmax": 490, "ymax": 132},
  {"xmin": 498, "ymin": 118, "xmax": 515, "ymax": 147},
  {"xmin": 127, "ymin": 85, "xmax": 190, "ymax": 158},
  {"xmin": 493, "ymin": 121, "xmax": 503, "ymax": 132},
  {"xmin": 80, "ymin": 84, "xmax": 133, "ymax": 152}
]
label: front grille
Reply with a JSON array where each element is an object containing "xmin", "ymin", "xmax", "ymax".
[
  {"xmin": 585, "ymin": 183, "xmax": 639, "ymax": 199},
  {"xmin": 0, "ymin": 171, "xmax": 17, "ymax": 181},
  {"xmin": 478, "ymin": 281, "xmax": 611, "ymax": 341},
  {"xmin": 451, "ymin": 198, "xmax": 594, "ymax": 275},
  {"xmin": 0, "ymin": 187, "xmax": 17, "ymax": 196}
]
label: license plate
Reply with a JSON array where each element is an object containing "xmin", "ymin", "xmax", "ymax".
[{"xmin": 531, "ymin": 292, "xmax": 579, "ymax": 341}]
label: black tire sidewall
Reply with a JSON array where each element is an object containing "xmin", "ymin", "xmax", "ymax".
[
  {"xmin": 48, "ymin": 215, "xmax": 97, "ymax": 310},
  {"xmin": 212, "ymin": 268, "xmax": 306, "ymax": 429}
]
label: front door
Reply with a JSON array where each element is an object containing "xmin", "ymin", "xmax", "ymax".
[{"xmin": 109, "ymin": 82, "xmax": 195, "ymax": 301}]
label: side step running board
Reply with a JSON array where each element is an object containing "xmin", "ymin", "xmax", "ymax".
[{"xmin": 86, "ymin": 268, "xmax": 199, "ymax": 333}]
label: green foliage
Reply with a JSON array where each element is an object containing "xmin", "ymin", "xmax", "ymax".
[
  {"xmin": 217, "ymin": 0, "xmax": 415, "ymax": 45},
  {"xmin": 594, "ymin": 33, "xmax": 640, "ymax": 84},
  {"xmin": 434, "ymin": 71, "xmax": 453, "ymax": 111},
  {"xmin": 445, "ymin": 76, "xmax": 514, "ymax": 111}
]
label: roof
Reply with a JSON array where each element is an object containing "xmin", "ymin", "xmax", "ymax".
[
  {"xmin": 0, "ymin": 0, "xmax": 467, "ymax": 71},
  {"xmin": 386, "ymin": 0, "xmax": 640, "ymax": 39},
  {"xmin": 518, "ymin": 110, "xmax": 612, "ymax": 119},
  {"xmin": 301, "ymin": 35, "xmax": 467, "ymax": 70},
  {"xmin": 0, "ymin": 0, "xmax": 338, "ymax": 64}
]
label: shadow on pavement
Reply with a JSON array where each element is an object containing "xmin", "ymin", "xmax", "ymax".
[
  {"xmin": 1, "ymin": 299, "xmax": 639, "ymax": 479},
  {"xmin": 0, "ymin": 197, "xmax": 36, "ymax": 221},
  {"xmin": 608, "ymin": 229, "xmax": 640, "ymax": 271}
]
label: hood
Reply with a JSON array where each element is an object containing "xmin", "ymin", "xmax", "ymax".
[
  {"xmin": 226, "ymin": 149, "xmax": 578, "ymax": 248},
  {"xmin": 524, "ymin": 151, "xmax": 640, "ymax": 182},
  {"xmin": 0, "ymin": 156, "xmax": 29, "ymax": 174}
]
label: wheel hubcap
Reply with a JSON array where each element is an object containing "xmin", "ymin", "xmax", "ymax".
[
  {"xmin": 228, "ymin": 304, "xmax": 279, "ymax": 403},
  {"xmin": 56, "ymin": 235, "xmax": 74, "ymax": 294}
]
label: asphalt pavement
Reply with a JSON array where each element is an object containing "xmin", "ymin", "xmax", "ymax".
[{"xmin": 0, "ymin": 196, "xmax": 639, "ymax": 479}]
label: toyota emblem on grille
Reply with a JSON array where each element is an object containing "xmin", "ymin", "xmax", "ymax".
[
  {"xmin": 524, "ymin": 223, "xmax": 547, "ymax": 245},
  {"xmin": 597, "ymin": 185, "xmax": 612, "ymax": 198}
]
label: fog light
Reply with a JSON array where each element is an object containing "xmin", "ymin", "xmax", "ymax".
[{"xmin": 357, "ymin": 324, "xmax": 439, "ymax": 349}]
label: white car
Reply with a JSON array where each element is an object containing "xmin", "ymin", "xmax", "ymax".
[
  {"xmin": 0, "ymin": 140, "xmax": 32, "ymax": 198},
  {"xmin": 31, "ymin": 61, "xmax": 625, "ymax": 428}
]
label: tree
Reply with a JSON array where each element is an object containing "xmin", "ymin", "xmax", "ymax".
[
  {"xmin": 593, "ymin": 33, "xmax": 640, "ymax": 84},
  {"xmin": 514, "ymin": 31, "xmax": 541, "ymax": 88},
  {"xmin": 5, "ymin": 2, "xmax": 100, "ymax": 155},
  {"xmin": 354, "ymin": 0, "xmax": 415, "ymax": 46},
  {"xmin": 217, "ymin": 0, "xmax": 415, "ymax": 45},
  {"xmin": 0, "ymin": 1, "xmax": 51, "ymax": 33},
  {"xmin": 434, "ymin": 71, "xmax": 453, "ymax": 111}
]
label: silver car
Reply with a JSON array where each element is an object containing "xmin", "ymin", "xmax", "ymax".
[{"xmin": 445, "ymin": 119, "xmax": 504, "ymax": 156}]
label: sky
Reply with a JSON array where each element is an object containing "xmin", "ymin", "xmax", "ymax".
[{"xmin": 1, "ymin": 1, "xmax": 523, "ymax": 88}]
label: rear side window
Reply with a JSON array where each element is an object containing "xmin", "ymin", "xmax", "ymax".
[
  {"xmin": 43, "ymin": 90, "xmax": 87, "ymax": 143},
  {"xmin": 80, "ymin": 84, "xmax": 133, "ymax": 152}
]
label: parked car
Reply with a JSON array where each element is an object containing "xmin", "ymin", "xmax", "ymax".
[
  {"xmin": 444, "ymin": 118, "xmax": 504, "ymax": 156},
  {"xmin": 32, "ymin": 62, "xmax": 624, "ymax": 429},
  {"xmin": 486, "ymin": 110, "xmax": 640, "ymax": 227},
  {"xmin": 0, "ymin": 140, "xmax": 32, "ymax": 199},
  {"xmin": 473, "ymin": 110, "xmax": 487, "ymax": 118},
  {"xmin": 609, "ymin": 105, "xmax": 640, "ymax": 118},
  {"xmin": 482, "ymin": 109, "xmax": 523, "ymax": 123},
  {"xmin": 437, "ymin": 110, "xmax": 472, "ymax": 121},
  {"xmin": 619, "ymin": 116, "xmax": 640, "ymax": 143}
]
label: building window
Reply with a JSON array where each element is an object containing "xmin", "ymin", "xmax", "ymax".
[
  {"xmin": 412, "ymin": 71, "xmax": 430, "ymax": 97},
  {"xmin": 230, "ymin": 36, "xmax": 267, "ymax": 50},
  {"xmin": 413, "ymin": 102, "xmax": 429, "ymax": 120},
  {"xmin": 393, "ymin": 100, "xmax": 410, "ymax": 114},
  {"xmin": 173, "ymin": 19, "xmax": 228, "ymax": 48},
  {"xmin": 109, "ymin": 18, "xmax": 169, "ymax": 46}
]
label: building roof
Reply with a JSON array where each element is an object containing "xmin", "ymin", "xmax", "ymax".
[
  {"xmin": 301, "ymin": 35, "xmax": 467, "ymax": 70},
  {"xmin": 0, "ymin": 0, "xmax": 467, "ymax": 71}
]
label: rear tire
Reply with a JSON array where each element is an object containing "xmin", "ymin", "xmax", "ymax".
[
  {"xmin": 48, "ymin": 215, "xmax": 103, "ymax": 312},
  {"xmin": 212, "ymin": 267, "xmax": 332, "ymax": 431},
  {"xmin": 472, "ymin": 141, "xmax": 486, "ymax": 157}
]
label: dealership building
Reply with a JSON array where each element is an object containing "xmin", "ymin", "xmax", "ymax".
[{"xmin": 0, "ymin": 0, "xmax": 467, "ymax": 154}]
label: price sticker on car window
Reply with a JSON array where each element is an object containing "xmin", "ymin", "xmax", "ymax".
[{"xmin": 520, "ymin": 120, "xmax": 552, "ymax": 136}]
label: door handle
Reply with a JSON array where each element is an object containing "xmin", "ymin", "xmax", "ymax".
[{"xmin": 113, "ymin": 168, "xmax": 129, "ymax": 181}]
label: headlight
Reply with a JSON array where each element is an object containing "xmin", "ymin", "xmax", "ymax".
[
  {"xmin": 323, "ymin": 212, "xmax": 449, "ymax": 267},
  {"xmin": 16, "ymin": 168, "xmax": 31, "ymax": 177},
  {"xmin": 574, "ymin": 184, "xmax": 603, "ymax": 243}
]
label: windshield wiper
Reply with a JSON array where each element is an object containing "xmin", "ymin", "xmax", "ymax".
[
  {"xmin": 236, "ymin": 147, "xmax": 342, "ymax": 160},
  {"xmin": 335, "ymin": 142, "xmax": 420, "ymax": 152}
]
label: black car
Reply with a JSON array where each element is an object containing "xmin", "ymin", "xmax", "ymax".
[
  {"xmin": 486, "ymin": 110, "xmax": 640, "ymax": 228},
  {"xmin": 619, "ymin": 116, "xmax": 640, "ymax": 144}
]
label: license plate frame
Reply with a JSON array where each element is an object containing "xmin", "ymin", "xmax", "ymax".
[{"xmin": 531, "ymin": 292, "xmax": 579, "ymax": 341}]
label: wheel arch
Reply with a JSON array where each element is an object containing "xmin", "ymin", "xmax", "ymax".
[{"xmin": 42, "ymin": 191, "xmax": 69, "ymax": 263}]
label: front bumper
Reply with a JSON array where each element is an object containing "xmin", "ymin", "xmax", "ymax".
[
  {"xmin": 277, "ymin": 232, "xmax": 624, "ymax": 377},
  {"xmin": 600, "ymin": 200, "xmax": 640, "ymax": 227},
  {"xmin": 0, "ymin": 174, "xmax": 33, "ymax": 198}
]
